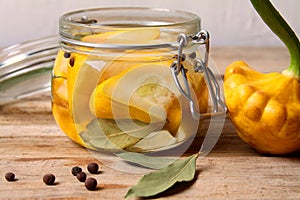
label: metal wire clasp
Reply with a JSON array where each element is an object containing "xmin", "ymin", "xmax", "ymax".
[{"xmin": 170, "ymin": 30, "xmax": 227, "ymax": 120}]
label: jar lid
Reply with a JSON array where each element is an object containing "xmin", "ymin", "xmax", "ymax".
[{"xmin": 0, "ymin": 35, "xmax": 58, "ymax": 105}]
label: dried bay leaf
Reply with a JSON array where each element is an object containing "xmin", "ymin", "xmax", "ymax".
[
  {"xmin": 80, "ymin": 118, "xmax": 160, "ymax": 150},
  {"xmin": 116, "ymin": 152, "xmax": 176, "ymax": 170},
  {"xmin": 127, "ymin": 130, "xmax": 177, "ymax": 152},
  {"xmin": 124, "ymin": 153, "xmax": 199, "ymax": 198},
  {"xmin": 80, "ymin": 118, "xmax": 144, "ymax": 150}
]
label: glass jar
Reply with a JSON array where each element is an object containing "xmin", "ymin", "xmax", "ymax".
[{"xmin": 51, "ymin": 7, "xmax": 227, "ymax": 154}]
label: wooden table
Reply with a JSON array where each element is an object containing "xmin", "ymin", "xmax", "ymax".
[{"xmin": 0, "ymin": 47, "xmax": 299, "ymax": 199}]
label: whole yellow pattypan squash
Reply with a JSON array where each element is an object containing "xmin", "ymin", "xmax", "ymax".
[{"xmin": 224, "ymin": 0, "xmax": 300, "ymax": 155}]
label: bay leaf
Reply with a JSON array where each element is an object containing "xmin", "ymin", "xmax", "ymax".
[
  {"xmin": 116, "ymin": 152, "xmax": 176, "ymax": 170},
  {"xmin": 124, "ymin": 153, "xmax": 199, "ymax": 198},
  {"xmin": 127, "ymin": 130, "xmax": 177, "ymax": 152},
  {"xmin": 80, "ymin": 118, "xmax": 160, "ymax": 150}
]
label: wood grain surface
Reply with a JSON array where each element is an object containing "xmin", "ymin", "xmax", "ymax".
[{"xmin": 0, "ymin": 47, "xmax": 299, "ymax": 199}]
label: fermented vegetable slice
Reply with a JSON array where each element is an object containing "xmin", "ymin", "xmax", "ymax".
[
  {"xmin": 90, "ymin": 63, "xmax": 182, "ymax": 135},
  {"xmin": 82, "ymin": 28, "xmax": 160, "ymax": 44}
]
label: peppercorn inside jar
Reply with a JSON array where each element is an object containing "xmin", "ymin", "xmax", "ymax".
[{"xmin": 52, "ymin": 7, "xmax": 224, "ymax": 153}]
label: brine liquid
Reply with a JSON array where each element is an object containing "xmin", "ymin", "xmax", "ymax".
[{"xmin": 52, "ymin": 29, "xmax": 208, "ymax": 152}]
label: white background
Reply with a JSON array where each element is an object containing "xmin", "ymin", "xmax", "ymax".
[{"xmin": 0, "ymin": 0, "xmax": 299, "ymax": 48}]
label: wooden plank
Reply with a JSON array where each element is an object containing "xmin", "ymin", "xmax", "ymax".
[
  {"xmin": 211, "ymin": 46, "xmax": 290, "ymax": 73},
  {"xmin": 0, "ymin": 47, "xmax": 299, "ymax": 199}
]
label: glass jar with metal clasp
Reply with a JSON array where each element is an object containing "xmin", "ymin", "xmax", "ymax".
[
  {"xmin": 0, "ymin": 8, "xmax": 227, "ymax": 161},
  {"xmin": 52, "ymin": 7, "xmax": 227, "ymax": 155}
]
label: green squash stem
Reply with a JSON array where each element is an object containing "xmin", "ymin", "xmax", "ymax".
[{"xmin": 250, "ymin": 0, "xmax": 300, "ymax": 79}]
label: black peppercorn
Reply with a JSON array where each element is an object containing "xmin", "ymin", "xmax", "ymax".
[
  {"xmin": 64, "ymin": 52, "xmax": 71, "ymax": 58},
  {"xmin": 43, "ymin": 174, "xmax": 55, "ymax": 185},
  {"xmin": 5, "ymin": 172, "xmax": 15, "ymax": 182},
  {"xmin": 87, "ymin": 162, "xmax": 99, "ymax": 174},
  {"xmin": 76, "ymin": 171, "xmax": 86, "ymax": 182},
  {"xmin": 173, "ymin": 54, "xmax": 186, "ymax": 62},
  {"xmin": 71, "ymin": 166, "xmax": 82, "ymax": 176},
  {"xmin": 69, "ymin": 57, "xmax": 75, "ymax": 67},
  {"xmin": 79, "ymin": 19, "xmax": 98, "ymax": 24},
  {"xmin": 189, "ymin": 52, "xmax": 197, "ymax": 59},
  {"xmin": 85, "ymin": 177, "xmax": 97, "ymax": 191},
  {"xmin": 88, "ymin": 19, "xmax": 98, "ymax": 24}
]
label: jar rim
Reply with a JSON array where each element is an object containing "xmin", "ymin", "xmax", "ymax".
[{"xmin": 60, "ymin": 7, "xmax": 200, "ymax": 29}]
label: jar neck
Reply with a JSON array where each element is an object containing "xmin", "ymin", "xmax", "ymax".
[{"xmin": 59, "ymin": 7, "xmax": 201, "ymax": 49}]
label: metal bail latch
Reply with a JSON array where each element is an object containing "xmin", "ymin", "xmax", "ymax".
[{"xmin": 170, "ymin": 30, "xmax": 227, "ymax": 120}]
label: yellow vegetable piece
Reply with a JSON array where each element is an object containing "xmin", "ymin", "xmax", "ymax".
[
  {"xmin": 52, "ymin": 49, "xmax": 69, "ymax": 108},
  {"xmin": 89, "ymin": 79, "xmax": 153, "ymax": 122},
  {"xmin": 224, "ymin": 61, "xmax": 300, "ymax": 155},
  {"xmin": 81, "ymin": 28, "xmax": 164, "ymax": 84},
  {"xmin": 52, "ymin": 103, "xmax": 85, "ymax": 146},
  {"xmin": 90, "ymin": 63, "xmax": 182, "ymax": 135},
  {"xmin": 97, "ymin": 51, "xmax": 173, "ymax": 84},
  {"xmin": 82, "ymin": 28, "xmax": 160, "ymax": 44},
  {"xmin": 53, "ymin": 49, "xmax": 68, "ymax": 78},
  {"xmin": 52, "ymin": 51, "xmax": 100, "ymax": 146},
  {"xmin": 184, "ymin": 61, "xmax": 209, "ymax": 114},
  {"xmin": 52, "ymin": 77, "xmax": 68, "ymax": 108},
  {"xmin": 69, "ymin": 59, "xmax": 101, "ymax": 125}
]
